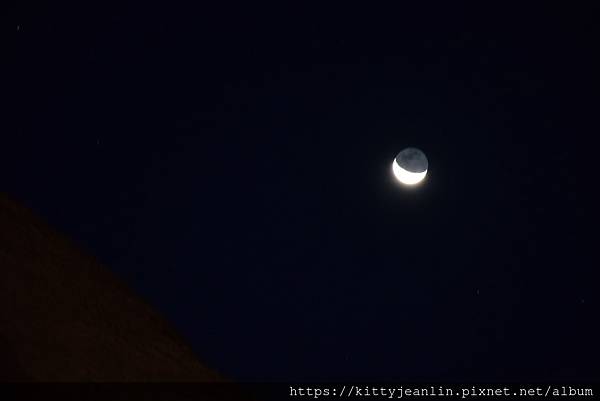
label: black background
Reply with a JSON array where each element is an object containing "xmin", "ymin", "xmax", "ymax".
[{"xmin": 10, "ymin": 3, "xmax": 599, "ymax": 381}]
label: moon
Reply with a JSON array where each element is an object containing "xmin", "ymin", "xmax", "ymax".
[{"xmin": 392, "ymin": 147, "xmax": 428, "ymax": 185}]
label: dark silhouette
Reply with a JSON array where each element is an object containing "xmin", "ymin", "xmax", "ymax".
[{"xmin": 0, "ymin": 193, "xmax": 220, "ymax": 382}]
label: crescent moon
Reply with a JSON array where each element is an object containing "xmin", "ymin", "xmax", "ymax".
[{"xmin": 392, "ymin": 159, "xmax": 427, "ymax": 185}]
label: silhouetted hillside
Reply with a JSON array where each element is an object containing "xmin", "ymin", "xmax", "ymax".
[{"xmin": 0, "ymin": 193, "xmax": 221, "ymax": 382}]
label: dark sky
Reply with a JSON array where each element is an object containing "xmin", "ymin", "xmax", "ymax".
[{"xmin": 11, "ymin": 3, "xmax": 599, "ymax": 381}]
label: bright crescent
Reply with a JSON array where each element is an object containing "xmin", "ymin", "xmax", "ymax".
[{"xmin": 392, "ymin": 160, "xmax": 427, "ymax": 185}]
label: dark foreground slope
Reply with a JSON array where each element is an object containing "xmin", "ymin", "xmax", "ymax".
[{"xmin": 0, "ymin": 193, "xmax": 221, "ymax": 382}]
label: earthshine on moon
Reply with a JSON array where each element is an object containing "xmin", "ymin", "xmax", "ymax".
[{"xmin": 392, "ymin": 147, "xmax": 428, "ymax": 185}]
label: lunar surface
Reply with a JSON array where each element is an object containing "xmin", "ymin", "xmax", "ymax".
[{"xmin": 392, "ymin": 147, "xmax": 428, "ymax": 185}]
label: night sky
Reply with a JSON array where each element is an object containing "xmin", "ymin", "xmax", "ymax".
[{"xmin": 11, "ymin": 3, "xmax": 598, "ymax": 381}]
